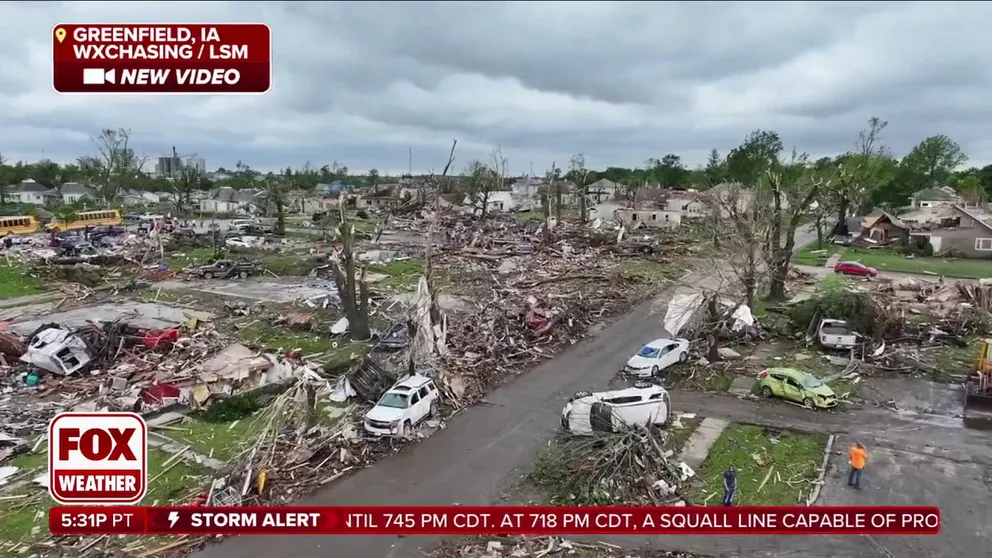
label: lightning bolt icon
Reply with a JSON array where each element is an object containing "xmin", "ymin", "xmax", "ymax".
[{"xmin": 168, "ymin": 511, "xmax": 180, "ymax": 529}]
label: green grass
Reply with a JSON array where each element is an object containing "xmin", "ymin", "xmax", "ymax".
[
  {"xmin": 820, "ymin": 246, "xmax": 992, "ymax": 279},
  {"xmin": 616, "ymin": 259, "xmax": 678, "ymax": 281},
  {"xmin": 516, "ymin": 210, "xmax": 545, "ymax": 222},
  {"xmin": 170, "ymin": 417, "xmax": 262, "ymax": 462},
  {"xmin": 161, "ymin": 247, "xmax": 218, "ymax": 269},
  {"xmin": 666, "ymin": 368, "xmax": 735, "ymax": 392},
  {"xmin": 173, "ymin": 403, "xmax": 351, "ymax": 462},
  {"xmin": 793, "ymin": 244, "xmax": 836, "ymax": 266},
  {"xmin": 224, "ymin": 320, "xmax": 368, "ymax": 362},
  {"xmin": 686, "ymin": 424, "xmax": 828, "ymax": 506},
  {"xmin": 0, "ymin": 263, "xmax": 45, "ymax": 299},
  {"xmin": 668, "ymin": 415, "xmax": 704, "ymax": 453},
  {"xmin": 257, "ymin": 253, "xmax": 316, "ymax": 276},
  {"xmin": 368, "ymin": 258, "xmax": 425, "ymax": 292},
  {"xmin": 923, "ymin": 341, "xmax": 980, "ymax": 381},
  {"xmin": 162, "ymin": 246, "xmax": 318, "ymax": 276}
]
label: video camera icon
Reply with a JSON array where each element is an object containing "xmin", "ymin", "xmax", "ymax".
[{"xmin": 82, "ymin": 68, "xmax": 116, "ymax": 85}]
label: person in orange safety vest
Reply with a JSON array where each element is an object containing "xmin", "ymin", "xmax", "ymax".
[{"xmin": 848, "ymin": 442, "xmax": 867, "ymax": 490}]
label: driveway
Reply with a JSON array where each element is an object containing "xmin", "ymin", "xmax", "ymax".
[{"xmin": 192, "ymin": 227, "xmax": 992, "ymax": 558}]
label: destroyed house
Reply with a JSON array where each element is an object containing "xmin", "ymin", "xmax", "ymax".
[
  {"xmin": 860, "ymin": 211, "xmax": 909, "ymax": 244},
  {"xmin": 911, "ymin": 186, "xmax": 978, "ymax": 209},
  {"xmin": 614, "ymin": 207, "xmax": 681, "ymax": 229},
  {"xmin": 359, "ymin": 185, "xmax": 402, "ymax": 210},
  {"xmin": 60, "ymin": 182, "xmax": 98, "ymax": 204},
  {"xmin": 907, "ymin": 205, "xmax": 992, "ymax": 258},
  {"xmin": 586, "ymin": 178, "xmax": 621, "ymax": 203}
]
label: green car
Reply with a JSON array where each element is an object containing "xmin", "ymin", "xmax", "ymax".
[{"xmin": 758, "ymin": 367, "xmax": 837, "ymax": 409}]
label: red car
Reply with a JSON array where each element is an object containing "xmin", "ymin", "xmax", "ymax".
[{"xmin": 834, "ymin": 261, "xmax": 877, "ymax": 277}]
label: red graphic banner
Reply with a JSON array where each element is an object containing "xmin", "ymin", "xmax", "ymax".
[
  {"xmin": 52, "ymin": 24, "xmax": 271, "ymax": 94},
  {"xmin": 49, "ymin": 506, "xmax": 941, "ymax": 536}
]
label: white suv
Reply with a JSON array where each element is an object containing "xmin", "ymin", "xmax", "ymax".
[{"xmin": 364, "ymin": 375, "xmax": 440, "ymax": 437}]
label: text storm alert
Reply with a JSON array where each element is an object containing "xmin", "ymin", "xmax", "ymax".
[
  {"xmin": 48, "ymin": 412, "xmax": 148, "ymax": 505},
  {"xmin": 52, "ymin": 24, "xmax": 271, "ymax": 94}
]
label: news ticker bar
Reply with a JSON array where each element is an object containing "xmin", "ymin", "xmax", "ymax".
[
  {"xmin": 50, "ymin": 506, "xmax": 941, "ymax": 536},
  {"xmin": 52, "ymin": 23, "xmax": 271, "ymax": 94}
]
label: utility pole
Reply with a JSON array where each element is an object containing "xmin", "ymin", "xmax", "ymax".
[
  {"xmin": 529, "ymin": 161, "xmax": 534, "ymax": 178},
  {"xmin": 171, "ymin": 146, "xmax": 178, "ymax": 182},
  {"xmin": 408, "ymin": 147, "xmax": 413, "ymax": 175}
]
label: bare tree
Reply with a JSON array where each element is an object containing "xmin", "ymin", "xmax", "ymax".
[
  {"xmin": 569, "ymin": 153, "xmax": 590, "ymax": 224},
  {"xmin": 79, "ymin": 128, "xmax": 146, "ymax": 205},
  {"xmin": 542, "ymin": 163, "xmax": 560, "ymax": 240},
  {"xmin": 764, "ymin": 153, "xmax": 832, "ymax": 300},
  {"xmin": 329, "ymin": 204, "xmax": 371, "ymax": 341},
  {"xmin": 408, "ymin": 139, "xmax": 458, "ymax": 372},
  {"xmin": 489, "ymin": 145, "xmax": 508, "ymax": 212},
  {"xmin": 831, "ymin": 117, "xmax": 889, "ymax": 234},
  {"xmin": 465, "ymin": 160, "xmax": 491, "ymax": 218},
  {"xmin": 699, "ymin": 185, "xmax": 773, "ymax": 307},
  {"xmin": 264, "ymin": 174, "xmax": 288, "ymax": 234},
  {"xmin": 0, "ymin": 152, "xmax": 7, "ymax": 206}
]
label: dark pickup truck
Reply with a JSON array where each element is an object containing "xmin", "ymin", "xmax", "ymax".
[{"xmin": 197, "ymin": 259, "xmax": 260, "ymax": 279}]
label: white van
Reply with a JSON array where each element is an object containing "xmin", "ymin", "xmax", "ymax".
[{"xmin": 561, "ymin": 383, "xmax": 671, "ymax": 435}]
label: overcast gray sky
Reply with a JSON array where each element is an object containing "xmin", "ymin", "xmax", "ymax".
[{"xmin": 2, "ymin": 1, "xmax": 990, "ymax": 175}]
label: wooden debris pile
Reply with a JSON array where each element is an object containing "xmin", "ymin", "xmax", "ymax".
[
  {"xmin": 431, "ymin": 537, "xmax": 707, "ymax": 558},
  {"xmin": 532, "ymin": 426, "xmax": 690, "ymax": 506},
  {"xmin": 437, "ymin": 252, "xmax": 646, "ymax": 403},
  {"xmin": 216, "ymin": 370, "xmax": 430, "ymax": 508}
]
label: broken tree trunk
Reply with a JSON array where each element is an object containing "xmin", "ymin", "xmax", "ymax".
[{"xmin": 330, "ymin": 209, "xmax": 371, "ymax": 340}]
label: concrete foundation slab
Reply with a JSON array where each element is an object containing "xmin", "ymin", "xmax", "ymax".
[{"xmin": 9, "ymin": 301, "xmax": 214, "ymax": 334}]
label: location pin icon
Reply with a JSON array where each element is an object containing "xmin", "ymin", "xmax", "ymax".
[{"xmin": 55, "ymin": 28, "xmax": 66, "ymax": 43}]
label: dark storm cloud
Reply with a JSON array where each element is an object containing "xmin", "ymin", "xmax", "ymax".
[{"xmin": 0, "ymin": 1, "xmax": 990, "ymax": 173}]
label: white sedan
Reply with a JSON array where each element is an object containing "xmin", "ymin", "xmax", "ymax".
[{"xmin": 624, "ymin": 338, "xmax": 690, "ymax": 377}]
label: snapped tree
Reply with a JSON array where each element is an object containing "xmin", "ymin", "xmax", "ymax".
[
  {"xmin": 568, "ymin": 153, "xmax": 590, "ymax": 224},
  {"xmin": 329, "ymin": 204, "xmax": 371, "ymax": 341}
]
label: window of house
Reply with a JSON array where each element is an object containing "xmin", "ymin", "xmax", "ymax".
[
  {"xmin": 665, "ymin": 214, "xmax": 669, "ymax": 220},
  {"xmin": 976, "ymin": 238, "xmax": 992, "ymax": 251},
  {"xmin": 631, "ymin": 213, "xmax": 637, "ymax": 220},
  {"xmin": 650, "ymin": 213, "xmax": 657, "ymax": 220}
]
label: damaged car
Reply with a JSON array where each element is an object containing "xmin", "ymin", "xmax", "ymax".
[
  {"xmin": 624, "ymin": 338, "xmax": 689, "ymax": 377},
  {"xmin": 19, "ymin": 325, "xmax": 92, "ymax": 376},
  {"xmin": 363, "ymin": 374, "xmax": 440, "ymax": 437},
  {"xmin": 817, "ymin": 318, "xmax": 860, "ymax": 350},
  {"xmin": 562, "ymin": 382, "xmax": 671, "ymax": 435},
  {"xmin": 758, "ymin": 367, "xmax": 837, "ymax": 409},
  {"xmin": 198, "ymin": 259, "xmax": 260, "ymax": 279}
]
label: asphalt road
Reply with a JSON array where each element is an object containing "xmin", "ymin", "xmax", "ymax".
[
  {"xmin": 794, "ymin": 263, "xmax": 969, "ymax": 283},
  {"xmin": 190, "ymin": 226, "xmax": 992, "ymax": 558},
  {"xmin": 190, "ymin": 230, "xmax": 812, "ymax": 558}
]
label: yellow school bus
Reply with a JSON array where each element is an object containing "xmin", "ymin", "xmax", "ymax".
[
  {"xmin": 46, "ymin": 209, "xmax": 122, "ymax": 232},
  {"xmin": 0, "ymin": 215, "xmax": 40, "ymax": 236}
]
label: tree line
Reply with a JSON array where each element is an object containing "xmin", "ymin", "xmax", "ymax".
[{"xmin": 2, "ymin": 119, "xmax": 985, "ymax": 225}]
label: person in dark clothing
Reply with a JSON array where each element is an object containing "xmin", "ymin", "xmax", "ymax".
[
  {"xmin": 723, "ymin": 465, "xmax": 736, "ymax": 506},
  {"xmin": 2, "ymin": 234, "xmax": 12, "ymax": 249}
]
